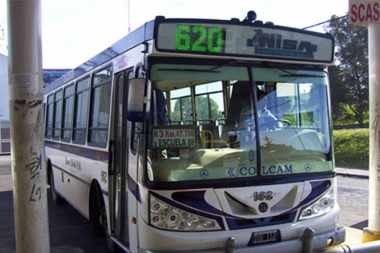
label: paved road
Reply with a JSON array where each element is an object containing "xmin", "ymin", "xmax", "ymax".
[
  {"xmin": 337, "ymin": 175, "xmax": 368, "ymax": 229},
  {"xmin": 0, "ymin": 155, "xmax": 111, "ymax": 253}
]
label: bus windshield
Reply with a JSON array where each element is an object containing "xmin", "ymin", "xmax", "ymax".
[{"xmin": 146, "ymin": 62, "xmax": 332, "ymax": 183}]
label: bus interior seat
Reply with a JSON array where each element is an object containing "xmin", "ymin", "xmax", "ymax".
[{"xmin": 198, "ymin": 119, "xmax": 227, "ymax": 148}]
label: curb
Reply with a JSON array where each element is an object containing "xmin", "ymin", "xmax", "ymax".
[
  {"xmin": 336, "ymin": 171, "xmax": 369, "ymax": 179},
  {"xmin": 335, "ymin": 167, "xmax": 369, "ymax": 179}
]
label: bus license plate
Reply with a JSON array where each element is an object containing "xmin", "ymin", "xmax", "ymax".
[{"xmin": 250, "ymin": 229, "xmax": 280, "ymax": 245}]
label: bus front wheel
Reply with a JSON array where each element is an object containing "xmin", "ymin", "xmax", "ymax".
[
  {"xmin": 90, "ymin": 182, "xmax": 108, "ymax": 236},
  {"xmin": 90, "ymin": 182, "xmax": 118, "ymax": 251}
]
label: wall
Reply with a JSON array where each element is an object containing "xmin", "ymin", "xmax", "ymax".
[{"xmin": 0, "ymin": 53, "xmax": 9, "ymax": 119}]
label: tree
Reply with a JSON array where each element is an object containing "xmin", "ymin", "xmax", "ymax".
[
  {"xmin": 172, "ymin": 96, "xmax": 221, "ymax": 121},
  {"xmin": 328, "ymin": 65, "xmax": 349, "ymax": 123},
  {"xmin": 327, "ymin": 15, "xmax": 369, "ymax": 126},
  {"xmin": 195, "ymin": 96, "xmax": 222, "ymax": 119}
]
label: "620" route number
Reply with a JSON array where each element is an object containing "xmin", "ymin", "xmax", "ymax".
[{"xmin": 176, "ymin": 24, "xmax": 225, "ymax": 53}]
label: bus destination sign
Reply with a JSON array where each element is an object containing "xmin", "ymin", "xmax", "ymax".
[
  {"xmin": 152, "ymin": 126, "xmax": 197, "ymax": 149},
  {"xmin": 156, "ymin": 22, "xmax": 334, "ymax": 63}
]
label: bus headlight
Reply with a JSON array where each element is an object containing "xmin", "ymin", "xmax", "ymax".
[
  {"xmin": 299, "ymin": 185, "xmax": 336, "ymax": 220},
  {"xmin": 150, "ymin": 194, "xmax": 222, "ymax": 231}
]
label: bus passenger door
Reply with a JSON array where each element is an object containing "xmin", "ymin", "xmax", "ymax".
[{"xmin": 111, "ymin": 70, "xmax": 131, "ymax": 246}]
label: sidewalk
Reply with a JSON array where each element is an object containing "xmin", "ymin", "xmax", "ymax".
[
  {"xmin": 0, "ymin": 155, "xmax": 86, "ymax": 253},
  {"xmin": 345, "ymin": 226, "xmax": 365, "ymax": 245},
  {"xmin": 336, "ymin": 167, "xmax": 369, "ymax": 179}
]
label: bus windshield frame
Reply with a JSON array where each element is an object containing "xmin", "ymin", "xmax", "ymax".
[{"xmin": 144, "ymin": 58, "xmax": 333, "ymax": 189}]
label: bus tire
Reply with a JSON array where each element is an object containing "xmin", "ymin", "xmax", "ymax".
[
  {"xmin": 90, "ymin": 181, "xmax": 107, "ymax": 237},
  {"xmin": 49, "ymin": 164, "xmax": 63, "ymax": 204},
  {"xmin": 89, "ymin": 182, "xmax": 118, "ymax": 251}
]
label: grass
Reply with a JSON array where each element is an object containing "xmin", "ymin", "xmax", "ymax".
[{"xmin": 333, "ymin": 128, "xmax": 369, "ymax": 169}]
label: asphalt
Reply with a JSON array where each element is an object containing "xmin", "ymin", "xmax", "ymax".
[
  {"xmin": 0, "ymin": 155, "xmax": 372, "ymax": 252},
  {"xmin": 334, "ymin": 167, "xmax": 369, "ymax": 247},
  {"xmin": 7, "ymin": 246, "xmax": 84, "ymax": 253}
]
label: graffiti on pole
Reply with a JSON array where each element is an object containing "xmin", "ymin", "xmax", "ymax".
[{"xmin": 26, "ymin": 149, "xmax": 42, "ymax": 202}]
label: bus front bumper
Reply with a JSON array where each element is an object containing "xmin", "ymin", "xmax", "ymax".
[{"xmin": 138, "ymin": 226, "xmax": 346, "ymax": 253}]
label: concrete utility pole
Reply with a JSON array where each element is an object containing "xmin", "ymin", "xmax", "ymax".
[
  {"xmin": 7, "ymin": 0, "xmax": 50, "ymax": 252},
  {"xmin": 365, "ymin": 21, "xmax": 380, "ymax": 242},
  {"xmin": 349, "ymin": 0, "xmax": 380, "ymax": 242}
]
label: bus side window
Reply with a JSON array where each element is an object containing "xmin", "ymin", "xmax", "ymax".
[
  {"xmin": 45, "ymin": 94, "xmax": 54, "ymax": 138},
  {"xmin": 53, "ymin": 90, "xmax": 63, "ymax": 140},
  {"xmin": 61, "ymin": 84, "xmax": 75, "ymax": 142},
  {"xmin": 73, "ymin": 77, "xmax": 91, "ymax": 144},
  {"xmin": 88, "ymin": 66, "xmax": 112, "ymax": 147}
]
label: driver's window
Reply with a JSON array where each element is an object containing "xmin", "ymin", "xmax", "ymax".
[{"xmin": 276, "ymin": 83, "xmax": 297, "ymax": 127}]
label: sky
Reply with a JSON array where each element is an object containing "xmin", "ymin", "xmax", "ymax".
[{"xmin": 0, "ymin": 0, "xmax": 349, "ymax": 69}]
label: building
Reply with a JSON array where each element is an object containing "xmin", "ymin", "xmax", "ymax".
[
  {"xmin": 43, "ymin": 69, "xmax": 70, "ymax": 86},
  {"xmin": 0, "ymin": 52, "xmax": 10, "ymax": 154},
  {"xmin": 0, "ymin": 49, "xmax": 69, "ymax": 154},
  {"xmin": 0, "ymin": 53, "xmax": 9, "ymax": 119}
]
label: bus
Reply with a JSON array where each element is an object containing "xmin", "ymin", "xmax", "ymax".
[{"xmin": 43, "ymin": 11, "xmax": 345, "ymax": 253}]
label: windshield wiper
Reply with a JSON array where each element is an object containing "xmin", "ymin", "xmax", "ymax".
[
  {"xmin": 279, "ymin": 74, "xmax": 325, "ymax": 77},
  {"xmin": 262, "ymin": 62, "xmax": 326, "ymax": 77},
  {"xmin": 159, "ymin": 59, "xmax": 239, "ymax": 73},
  {"xmin": 207, "ymin": 59, "xmax": 237, "ymax": 71}
]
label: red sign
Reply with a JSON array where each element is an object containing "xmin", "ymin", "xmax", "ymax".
[{"xmin": 349, "ymin": 0, "xmax": 380, "ymax": 24}]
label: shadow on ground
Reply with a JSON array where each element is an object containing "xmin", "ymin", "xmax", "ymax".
[
  {"xmin": 351, "ymin": 220, "xmax": 368, "ymax": 230},
  {"xmin": 0, "ymin": 190, "xmax": 111, "ymax": 253}
]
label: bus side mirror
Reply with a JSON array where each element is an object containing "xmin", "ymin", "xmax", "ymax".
[{"xmin": 127, "ymin": 78, "xmax": 151, "ymax": 122}]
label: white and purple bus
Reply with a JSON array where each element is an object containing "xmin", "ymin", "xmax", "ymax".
[{"xmin": 44, "ymin": 12, "xmax": 345, "ymax": 253}]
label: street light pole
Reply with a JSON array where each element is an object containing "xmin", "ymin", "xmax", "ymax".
[{"xmin": 7, "ymin": 0, "xmax": 50, "ymax": 252}]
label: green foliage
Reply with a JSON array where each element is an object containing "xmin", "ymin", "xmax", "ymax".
[
  {"xmin": 327, "ymin": 15, "xmax": 369, "ymax": 126},
  {"xmin": 333, "ymin": 105, "xmax": 370, "ymax": 126},
  {"xmin": 172, "ymin": 96, "xmax": 221, "ymax": 121},
  {"xmin": 172, "ymin": 96, "xmax": 188, "ymax": 121},
  {"xmin": 283, "ymin": 111, "xmax": 314, "ymax": 126},
  {"xmin": 333, "ymin": 128, "xmax": 369, "ymax": 169},
  {"xmin": 195, "ymin": 96, "xmax": 222, "ymax": 119},
  {"xmin": 329, "ymin": 65, "xmax": 349, "ymax": 122}
]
